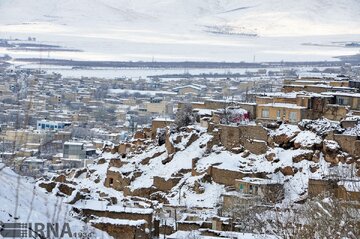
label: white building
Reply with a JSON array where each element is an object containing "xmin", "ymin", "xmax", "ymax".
[{"xmin": 36, "ymin": 120, "xmax": 71, "ymax": 131}]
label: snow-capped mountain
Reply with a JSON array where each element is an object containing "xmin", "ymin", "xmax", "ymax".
[
  {"xmin": 0, "ymin": 0, "xmax": 359, "ymax": 36},
  {"xmin": 0, "ymin": 0, "xmax": 359, "ymax": 62}
]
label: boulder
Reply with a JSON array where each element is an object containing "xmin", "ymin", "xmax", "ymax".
[
  {"xmin": 324, "ymin": 154, "xmax": 339, "ymax": 165},
  {"xmin": 265, "ymin": 152, "xmax": 276, "ymax": 162},
  {"xmin": 292, "ymin": 151, "xmax": 313, "ymax": 163},
  {"xmin": 280, "ymin": 166, "xmax": 295, "ymax": 176},
  {"xmin": 67, "ymin": 191, "xmax": 84, "ymax": 204},
  {"xmin": 310, "ymin": 165, "xmax": 319, "ymax": 173},
  {"xmin": 54, "ymin": 174, "xmax": 67, "ymax": 183},
  {"xmin": 38, "ymin": 182, "xmax": 57, "ymax": 193},
  {"xmin": 241, "ymin": 150, "xmax": 250, "ymax": 158},
  {"xmin": 231, "ymin": 147, "xmax": 244, "ymax": 154},
  {"xmin": 58, "ymin": 183, "xmax": 76, "ymax": 196},
  {"xmin": 323, "ymin": 140, "xmax": 340, "ymax": 165}
]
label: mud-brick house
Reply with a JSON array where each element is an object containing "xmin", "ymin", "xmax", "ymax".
[
  {"xmin": 151, "ymin": 118, "xmax": 174, "ymax": 139},
  {"xmin": 308, "ymin": 178, "xmax": 360, "ymax": 202},
  {"xmin": 176, "ymin": 213, "xmax": 212, "ymax": 232},
  {"xmin": 322, "ymin": 92, "xmax": 360, "ymax": 111},
  {"xmin": 282, "ymin": 84, "xmax": 354, "ymax": 94},
  {"xmin": 173, "ymin": 85, "xmax": 206, "ymax": 96},
  {"xmin": 222, "ymin": 178, "xmax": 284, "ymax": 213},
  {"xmin": 235, "ymin": 177, "xmax": 284, "ymax": 203},
  {"xmin": 234, "ymin": 178, "xmax": 284, "ymax": 203},
  {"xmin": 255, "ymin": 93, "xmax": 307, "ymax": 123},
  {"xmin": 256, "ymin": 102, "xmax": 307, "ymax": 123},
  {"xmin": 216, "ymin": 124, "xmax": 268, "ymax": 155},
  {"xmin": 90, "ymin": 217, "xmax": 149, "ymax": 239},
  {"xmin": 255, "ymin": 92, "xmax": 348, "ymax": 122},
  {"xmin": 74, "ymin": 201, "xmax": 154, "ymax": 238},
  {"xmin": 222, "ymin": 190, "xmax": 261, "ymax": 215}
]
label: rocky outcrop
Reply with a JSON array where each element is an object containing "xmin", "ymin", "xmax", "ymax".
[
  {"xmin": 322, "ymin": 140, "xmax": 340, "ymax": 165},
  {"xmin": 292, "ymin": 151, "xmax": 313, "ymax": 163},
  {"xmin": 280, "ymin": 166, "xmax": 295, "ymax": 176}
]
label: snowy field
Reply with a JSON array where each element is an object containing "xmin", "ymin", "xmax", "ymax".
[{"xmin": 0, "ymin": 0, "xmax": 359, "ymax": 65}]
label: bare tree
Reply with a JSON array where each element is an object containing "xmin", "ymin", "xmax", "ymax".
[
  {"xmin": 175, "ymin": 103, "xmax": 194, "ymax": 129},
  {"xmin": 223, "ymin": 193, "xmax": 360, "ymax": 239}
]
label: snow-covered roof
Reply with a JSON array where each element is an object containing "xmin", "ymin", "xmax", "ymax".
[
  {"xmin": 75, "ymin": 200, "xmax": 153, "ymax": 214},
  {"xmin": 338, "ymin": 180, "xmax": 360, "ymax": 192},
  {"xmin": 258, "ymin": 103, "xmax": 306, "ymax": 109},
  {"xmin": 90, "ymin": 217, "xmax": 147, "ymax": 226},
  {"xmin": 322, "ymin": 91, "xmax": 360, "ymax": 98},
  {"xmin": 152, "ymin": 118, "xmax": 175, "ymax": 122},
  {"xmin": 236, "ymin": 177, "xmax": 282, "ymax": 185}
]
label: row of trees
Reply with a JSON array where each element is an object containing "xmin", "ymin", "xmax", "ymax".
[{"xmin": 223, "ymin": 194, "xmax": 360, "ymax": 239}]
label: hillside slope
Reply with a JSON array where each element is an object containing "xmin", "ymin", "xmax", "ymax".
[{"xmin": 0, "ymin": 164, "xmax": 109, "ymax": 238}]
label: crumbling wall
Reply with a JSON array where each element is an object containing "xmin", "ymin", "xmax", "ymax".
[{"xmin": 153, "ymin": 176, "xmax": 181, "ymax": 192}]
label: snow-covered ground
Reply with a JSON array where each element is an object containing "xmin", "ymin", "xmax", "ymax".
[
  {"xmin": 0, "ymin": 164, "xmax": 110, "ymax": 238},
  {"xmin": 0, "ymin": 0, "xmax": 359, "ymax": 63}
]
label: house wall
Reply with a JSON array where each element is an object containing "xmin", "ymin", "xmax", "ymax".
[
  {"xmin": 257, "ymin": 95, "xmax": 299, "ymax": 108},
  {"xmin": 308, "ymin": 179, "xmax": 338, "ymax": 198},
  {"xmin": 218, "ymin": 124, "xmax": 268, "ymax": 154},
  {"xmin": 179, "ymin": 87, "xmax": 200, "ymax": 95},
  {"xmin": 208, "ymin": 166, "xmax": 245, "ymax": 186},
  {"xmin": 329, "ymin": 81, "xmax": 349, "ymax": 87},
  {"xmin": 145, "ymin": 101, "xmax": 173, "ymax": 114},
  {"xmin": 333, "ymin": 134, "xmax": 360, "ymax": 157},
  {"xmin": 316, "ymin": 104, "xmax": 347, "ymax": 121},
  {"xmin": 151, "ymin": 120, "xmax": 174, "ymax": 139},
  {"xmin": 91, "ymin": 223, "xmax": 149, "ymax": 239},
  {"xmin": 308, "ymin": 179, "xmax": 360, "ymax": 201},
  {"xmin": 222, "ymin": 194, "xmax": 260, "ymax": 210},
  {"xmin": 104, "ymin": 170, "xmax": 130, "ymax": 191},
  {"xmin": 153, "ymin": 176, "xmax": 181, "ymax": 191},
  {"xmin": 256, "ymin": 105, "xmax": 304, "ymax": 123},
  {"xmin": 81, "ymin": 208, "xmax": 153, "ymax": 230},
  {"xmin": 123, "ymin": 186, "xmax": 155, "ymax": 198}
]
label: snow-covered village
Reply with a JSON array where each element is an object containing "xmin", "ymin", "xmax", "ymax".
[{"xmin": 0, "ymin": 1, "xmax": 360, "ymax": 239}]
